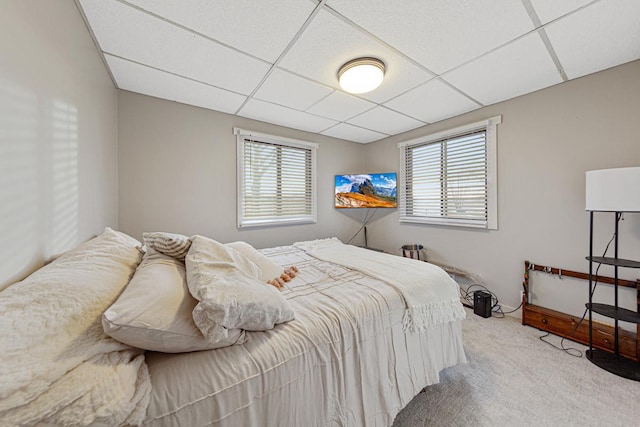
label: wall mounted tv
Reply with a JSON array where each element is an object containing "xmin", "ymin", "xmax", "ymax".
[{"xmin": 335, "ymin": 173, "xmax": 397, "ymax": 208}]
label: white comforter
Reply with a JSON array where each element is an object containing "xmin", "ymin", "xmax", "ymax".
[
  {"xmin": 294, "ymin": 238, "xmax": 466, "ymax": 332},
  {"xmin": 143, "ymin": 244, "xmax": 466, "ymax": 426},
  {"xmin": 0, "ymin": 235, "xmax": 465, "ymax": 426},
  {"xmin": 0, "ymin": 229, "xmax": 151, "ymax": 427}
]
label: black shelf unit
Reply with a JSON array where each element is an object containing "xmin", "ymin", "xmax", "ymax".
[
  {"xmin": 586, "ymin": 211, "xmax": 640, "ymax": 381},
  {"xmin": 587, "ymin": 256, "xmax": 640, "ymax": 269}
]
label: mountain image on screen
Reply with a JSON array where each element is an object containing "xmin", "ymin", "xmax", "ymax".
[{"xmin": 335, "ymin": 173, "xmax": 397, "ymax": 208}]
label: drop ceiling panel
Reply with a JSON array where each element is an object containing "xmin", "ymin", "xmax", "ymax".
[
  {"xmin": 238, "ymin": 99, "xmax": 337, "ymax": 134},
  {"xmin": 528, "ymin": 0, "xmax": 592, "ymax": 25},
  {"xmin": 76, "ymin": 0, "xmax": 640, "ymax": 144},
  {"xmin": 347, "ymin": 106, "xmax": 425, "ymax": 135},
  {"xmin": 386, "ymin": 80, "xmax": 480, "ymax": 124},
  {"xmin": 106, "ymin": 54, "xmax": 246, "ymax": 114},
  {"xmin": 124, "ymin": 0, "xmax": 316, "ymax": 62},
  {"xmin": 306, "ymin": 91, "xmax": 375, "ymax": 121},
  {"xmin": 443, "ymin": 32, "xmax": 562, "ymax": 106},
  {"xmin": 279, "ymin": 9, "xmax": 434, "ymax": 104},
  {"xmin": 545, "ymin": 0, "xmax": 640, "ymax": 80},
  {"xmin": 321, "ymin": 123, "xmax": 387, "ymax": 144},
  {"xmin": 326, "ymin": 0, "xmax": 535, "ymax": 74},
  {"xmin": 254, "ymin": 69, "xmax": 332, "ymax": 111},
  {"xmin": 79, "ymin": 0, "xmax": 270, "ymax": 95}
]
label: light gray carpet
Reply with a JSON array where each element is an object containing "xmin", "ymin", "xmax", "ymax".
[{"xmin": 393, "ymin": 308, "xmax": 640, "ymax": 427}]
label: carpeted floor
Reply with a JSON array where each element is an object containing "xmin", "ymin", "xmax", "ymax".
[{"xmin": 393, "ymin": 308, "xmax": 640, "ymax": 427}]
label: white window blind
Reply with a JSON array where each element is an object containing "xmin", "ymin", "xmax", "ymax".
[
  {"xmin": 236, "ymin": 128, "xmax": 317, "ymax": 228},
  {"xmin": 398, "ymin": 116, "xmax": 500, "ymax": 229}
]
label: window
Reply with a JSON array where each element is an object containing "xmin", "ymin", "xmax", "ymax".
[
  {"xmin": 235, "ymin": 128, "xmax": 317, "ymax": 228},
  {"xmin": 398, "ymin": 116, "xmax": 500, "ymax": 229}
]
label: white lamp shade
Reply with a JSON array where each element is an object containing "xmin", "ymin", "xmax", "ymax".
[{"xmin": 585, "ymin": 167, "xmax": 640, "ymax": 212}]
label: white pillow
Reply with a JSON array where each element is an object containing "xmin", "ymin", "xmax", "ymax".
[
  {"xmin": 0, "ymin": 228, "xmax": 146, "ymax": 424},
  {"xmin": 186, "ymin": 235, "xmax": 295, "ymax": 343},
  {"xmin": 143, "ymin": 231, "xmax": 192, "ymax": 261},
  {"xmin": 226, "ymin": 241, "xmax": 284, "ymax": 282},
  {"xmin": 103, "ymin": 248, "xmax": 245, "ymax": 353}
]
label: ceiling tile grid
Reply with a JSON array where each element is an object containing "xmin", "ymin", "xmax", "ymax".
[
  {"xmin": 442, "ymin": 31, "xmax": 564, "ymax": 106},
  {"xmin": 528, "ymin": 0, "xmax": 594, "ymax": 25},
  {"xmin": 122, "ymin": 0, "xmax": 317, "ymax": 63},
  {"xmin": 385, "ymin": 79, "xmax": 481, "ymax": 124},
  {"xmin": 79, "ymin": 0, "xmax": 271, "ymax": 94},
  {"xmin": 253, "ymin": 68, "xmax": 333, "ymax": 111},
  {"xmin": 238, "ymin": 99, "xmax": 337, "ymax": 134},
  {"xmin": 347, "ymin": 106, "xmax": 425, "ymax": 136},
  {"xmin": 321, "ymin": 123, "xmax": 388, "ymax": 144},
  {"xmin": 305, "ymin": 90, "xmax": 376, "ymax": 122},
  {"xmin": 77, "ymin": 0, "xmax": 640, "ymax": 144},
  {"xmin": 543, "ymin": 0, "xmax": 640, "ymax": 80},
  {"xmin": 276, "ymin": 9, "xmax": 436, "ymax": 104},
  {"xmin": 325, "ymin": 0, "xmax": 536, "ymax": 75},
  {"xmin": 105, "ymin": 55, "xmax": 246, "ymax": 114}
]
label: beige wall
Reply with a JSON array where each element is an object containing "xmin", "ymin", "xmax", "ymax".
[
  {"xmin": 364, "ymin": 60, "xmax": 640, "ymax": 314},
  {"xmin": 0, "ymin": 0, "xmax": 118, "ymax": 290},
  {"xmin": 117, "ymin": 91, "xmax": 367, "ymax": 248},
  {"xmin": 3, "ymin": 0, "xmax": 638, "ymax": 316}
]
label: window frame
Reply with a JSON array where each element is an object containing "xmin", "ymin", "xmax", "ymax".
[
  {"xmin": 235, "ymin": 127, "xmax": 318, "ymax": 228},
  {"xmin": 397, "ymin": 116, "xmax": 501, "ymax": 230}
]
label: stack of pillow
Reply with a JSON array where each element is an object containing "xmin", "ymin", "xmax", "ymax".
[{"xmin": 102, "ymin": 232, "xmax": 295, "ymax": 353}]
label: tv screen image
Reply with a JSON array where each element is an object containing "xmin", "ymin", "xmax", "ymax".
[{"xmin": 335, "ymin": 173, "xmax": 397, "ymax": 208}]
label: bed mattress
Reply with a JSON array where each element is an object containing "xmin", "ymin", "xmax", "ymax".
[{"xmin": 143, "ymin": 245, "xmax": 466, "ymax": 426}]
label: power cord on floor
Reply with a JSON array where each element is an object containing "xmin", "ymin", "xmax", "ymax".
[
  {"xmin": 538, "ymin": 332, "xmax": 583, "ymax": 358},
  {"xmin": 461, "ymin": 282, "xmax": 582, "ymax": 356},
  {"xmin": 458, "ymin": 219, "xmax": 619, "ymax": 357},
  {"xmin": 536, "ymin": 216, "xmax": 619, "ymax": 358}
]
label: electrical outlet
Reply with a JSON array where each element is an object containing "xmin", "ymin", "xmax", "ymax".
[{"xmin": 520, "ymin": 290, "xmax": 526, "ymax": 301}]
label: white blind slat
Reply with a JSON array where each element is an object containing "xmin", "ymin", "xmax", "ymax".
[
  {"xmin": 401, "ymin": 129, "xmax": 488, "ymax": 223},
  {"xmin": 239, "ymin": 134, "xmax": 316, "ymax": 227}
]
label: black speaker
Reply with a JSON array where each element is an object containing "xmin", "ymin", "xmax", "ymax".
[{"xmin": 473, "ymin": 290, "xmax": 492, "ymax": 318}]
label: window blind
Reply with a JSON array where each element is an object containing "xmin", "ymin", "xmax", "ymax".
[
  {"xmin": 400, "ymin": 129, "xmax": 488, "ymax": 226},
  {"xmin": 238, "ymin": 134, "xmax": 316, "ymax": 227}
]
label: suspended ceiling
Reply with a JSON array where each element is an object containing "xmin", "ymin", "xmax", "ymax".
[{"xmin": 77, "ymin": 0, "xmax": 640, "ymax": 143}]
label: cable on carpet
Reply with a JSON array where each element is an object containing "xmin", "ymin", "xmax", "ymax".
[
  {"xmin": 538, "ymin": 332, "xmax": 583, "ymax": 358},
  {"xmin": 535, "ymin": 215, "xmax": 619, "ymax": 358},
  {"xmin": 458, "ymin": 217, "xmax": 618, "ymax": 349}
]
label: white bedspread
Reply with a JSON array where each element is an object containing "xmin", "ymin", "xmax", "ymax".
[
  {"xmin": 143, "ymin": 244, "xmax": 466, "ymax": 426},
  {"xmin": 294, "ymin": 238, "xmax": 466, "ymax": 332},
  {"xmin": 0, "ymin": 230, "xmax": 151, "ymax": 427}
]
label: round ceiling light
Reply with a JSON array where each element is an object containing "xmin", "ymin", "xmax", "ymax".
[{"xmin": 337, "ymin": 57, "xmax": 385, "ymax": 94}]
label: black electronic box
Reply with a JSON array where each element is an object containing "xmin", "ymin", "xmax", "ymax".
[{"xmin": 473, "ymin": 290, "xmax": 492, "ymax": 318}]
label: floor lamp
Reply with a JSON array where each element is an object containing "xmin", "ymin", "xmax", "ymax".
[{"xmin": 585, "ymin": 166, "xmax": 640, "ymax": 380}]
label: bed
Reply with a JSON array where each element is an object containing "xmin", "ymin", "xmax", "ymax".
[{"xmin": 0, "ymin": 230, "xmax": 466, "ymax": 426}]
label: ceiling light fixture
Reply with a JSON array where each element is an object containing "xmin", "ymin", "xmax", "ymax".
[{"xmin": 338, "ymin": 57, "xmax": 385, "ymax": 94}]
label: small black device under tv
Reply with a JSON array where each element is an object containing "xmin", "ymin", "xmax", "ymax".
[
  {"xmin": 334, "ymin": 173, "xmax": 397, "ymax": 209},
  {"xmin": 474, "ymin": 290, "xmax": 492, "ymax": 318}
]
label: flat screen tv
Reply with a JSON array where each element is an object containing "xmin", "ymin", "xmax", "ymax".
[{"xmin": 335, "ymin": 173, "xmax": 397, "ymax": 208}]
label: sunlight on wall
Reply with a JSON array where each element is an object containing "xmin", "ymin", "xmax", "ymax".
[
  {"xmin": 0, "ymin": 80, "xmax": 79, "ymax": 290},
  {"xmin": 0, "ymin": 78, "xmax": 39, "ymax": 289},
  {"xmin": 49, "ymin": 100, "xmax": 78, "ymax": 254}
]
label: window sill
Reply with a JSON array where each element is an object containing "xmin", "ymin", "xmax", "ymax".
[
  {"xmin": 238, "ymin": 217, "xmax": 317, "ymax": 228},
  {"xmin": 399, "ymin": 216, "xmax": 495, "ymax": 230}
]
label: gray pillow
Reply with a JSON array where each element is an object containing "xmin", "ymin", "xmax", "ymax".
[{"xmin": 143, "ymin": 231, "xmax": 191, "ymax": 261}]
